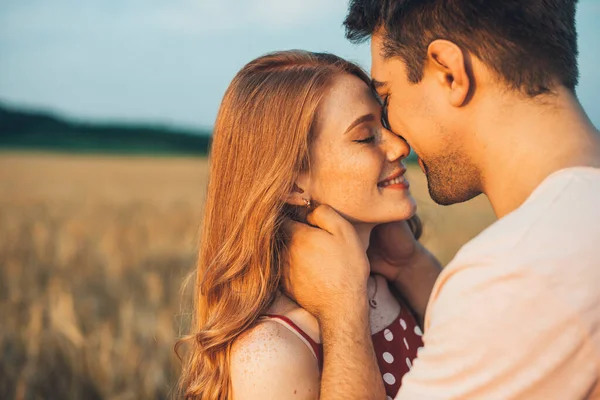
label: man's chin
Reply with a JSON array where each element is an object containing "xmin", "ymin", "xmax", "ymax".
[
  {"xmin": 428, "ymin": 182, "xmax": 482, "ymax": 206},
  {"xmin": 422, "ymin": 157, "xmax": 482, "ymax": 205}
]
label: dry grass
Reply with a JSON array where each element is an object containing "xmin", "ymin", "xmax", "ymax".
[{"xmin": 0, "ymin": 152, "xmax": 495, "ymax": 400}]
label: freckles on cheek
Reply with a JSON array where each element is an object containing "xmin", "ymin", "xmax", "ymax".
[
  {"xmin": 310, "ymin": 146, "xmax": 347, "ymax": 203},
  {"xmin": 311, "ymin": 147, "xmax": 378, "ymax": 213}
]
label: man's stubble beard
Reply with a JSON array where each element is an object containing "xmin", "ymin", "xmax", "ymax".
[{"xmin": 421, "ymin": 153, "xmax": 482, "ymax": 206}]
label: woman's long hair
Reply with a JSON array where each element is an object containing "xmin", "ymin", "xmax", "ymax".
[{"xmin": 176, "ymin": 50, "xmax": 422, "ymax": 400}]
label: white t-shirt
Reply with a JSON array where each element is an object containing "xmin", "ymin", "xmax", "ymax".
[{"xmin": 397, "ymin": 167, "xmax": 600, "ymax": 399}]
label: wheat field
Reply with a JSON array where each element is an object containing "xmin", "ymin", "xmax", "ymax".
[{"xmin": 0, "ymin": 152, "xmax": 495, "ymax": 399}]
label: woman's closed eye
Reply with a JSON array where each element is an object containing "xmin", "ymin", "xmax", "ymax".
[
  {"xmin": 352, "ymin": 126, "xmax": 377, "ymax": 144},
  {"xmin": 354, "ymin": 135, "xmax": 376, "ymax": 144}
]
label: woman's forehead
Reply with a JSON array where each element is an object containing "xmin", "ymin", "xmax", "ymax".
[{"xmin": 314, "ymin": 74, "xmax": 378, "ymax": 135}]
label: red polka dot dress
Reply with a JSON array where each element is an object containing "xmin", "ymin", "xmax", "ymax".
[
  {"xmin": 371, "ymin": 303, "xmax": 423, "ymax": 398},
  {"xmin": 265, "ymin": 299, "xmax": 423, "ymax": 398}
]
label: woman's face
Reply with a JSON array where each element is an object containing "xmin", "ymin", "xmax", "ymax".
[{"xmin": 303, "ymin": 73, "xmax": 416, "ymax": 225}]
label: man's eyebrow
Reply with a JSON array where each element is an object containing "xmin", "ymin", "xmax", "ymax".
[{"xmin": 344, "ymin": 113, "xmax": 376, "ymax": 134}]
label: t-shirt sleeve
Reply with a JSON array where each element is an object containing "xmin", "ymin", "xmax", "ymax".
[{"xmin": 395, "ymin": 263, "xmax": 597, "ymax": 400}]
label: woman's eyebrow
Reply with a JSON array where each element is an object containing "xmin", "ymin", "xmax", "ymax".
[{"xmin": 344, "ymin": 113, "xmax": 376, "ymax": 134}]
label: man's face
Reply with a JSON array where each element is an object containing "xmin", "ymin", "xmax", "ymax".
[{"xmin": 370, "ymin": 33, "xmax": 481, "ymax": 205}]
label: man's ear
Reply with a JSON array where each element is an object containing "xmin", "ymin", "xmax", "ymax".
[
  {"xmin": 284, "ymin": 174, "xmax": 311, "ymax": 206},
  {"xmin": 426, "ymin": 39, "xmax": 470, "ymax": 107}
]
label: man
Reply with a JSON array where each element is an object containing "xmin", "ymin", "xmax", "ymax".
[{"xmin": 286, "ymin": 0, "xmax": 600, "ymax": 398}]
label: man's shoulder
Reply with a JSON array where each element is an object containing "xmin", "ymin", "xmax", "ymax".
[
  {"xmin": 426, "ymin": 167, "xmax": 600, "ymax": 359},
  {"xmin": 449, "ymin": 166, "xmax": 600, "ymax": 270}
]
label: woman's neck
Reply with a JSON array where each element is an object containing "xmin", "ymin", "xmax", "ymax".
[{"xmin": 353, "ymin": 223, "xmax": 374, "ymax": 254}]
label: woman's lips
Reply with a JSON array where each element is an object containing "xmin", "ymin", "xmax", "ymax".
[{"xmin": 378, "ymin": 169, "xmax": 410, "ymax": 189}]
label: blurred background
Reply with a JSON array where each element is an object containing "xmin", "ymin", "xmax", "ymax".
[{"xmin": 0, "ymin": 1, "xmax": 598, "ymax": 399}]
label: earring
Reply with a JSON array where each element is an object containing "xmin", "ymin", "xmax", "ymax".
[{"xmin": 302, "ymin": 198, "xmax": 311, "ymax": 209}]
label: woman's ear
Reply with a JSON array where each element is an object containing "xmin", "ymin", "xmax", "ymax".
[{"xmin": 285, "ymin": 175, "xmax": 311, "ymax": 206}]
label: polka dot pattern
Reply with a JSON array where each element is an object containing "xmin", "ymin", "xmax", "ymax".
[
  {"xmin": 383, "ymin": 373, "xmax": 396, "ymax": 385},
  {"xmin": 384, "ymin": 329, "xmax": 394, "ymax": 341},
  {"xmin": 267, "ymin": 295, "xmax": 423, "ymax": 399},
  {"xmin": 383, "ymin": 352, "xmax": 394, "ymax": 364},
  {"xmin": 372, "ymin": 301, "xmax": 424, "ymax": 398}
]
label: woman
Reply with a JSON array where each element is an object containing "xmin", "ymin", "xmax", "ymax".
[{"xmin": 178, "ymin": 51, "xmax": 424, "ymax": 400}]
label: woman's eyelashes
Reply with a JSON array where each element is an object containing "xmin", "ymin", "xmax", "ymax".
[
  {"xmin": 354, "ymin": 136, "xmax": 375, "ymax": 144},
  {"xmin": 352, "ymin": 127, "xmax": 378, "ymax": 144}
]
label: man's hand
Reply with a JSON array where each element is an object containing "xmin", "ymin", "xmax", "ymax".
[
  {"xmin": 283, "ymin": 205, "xmax": 370, "ymax": 322},
  {"xmin": 284, "ymin": 205, "xmax": 386, "ymax": 400},
  {"xmin": 367, "ymin": 220, "xmax": 442, "ymax": 326},
  {"xmin": 367, "ymin": 220, "xmax": 420, "ymax": 282}
]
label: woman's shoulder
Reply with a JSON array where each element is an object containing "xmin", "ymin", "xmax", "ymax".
[
  {"xmin": 230, "ymin": 315, "xmax": 320, "ymax": 400},
  {"xmin": 268, "ymin": 293, "xmax": 321, "ymax": 343}
]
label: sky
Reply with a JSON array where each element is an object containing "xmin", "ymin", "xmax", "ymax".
[{"xmin": 0, "ymin": 0, "xmax": 599, "ymax": 130}]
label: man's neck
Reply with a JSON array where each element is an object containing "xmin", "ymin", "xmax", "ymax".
[{"xmin": 476, "ymin": 87, "xmax": 600, "ymax": 218}]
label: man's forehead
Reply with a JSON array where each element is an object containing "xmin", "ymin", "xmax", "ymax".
[
  {"xmin": 369, "ymin": 33, "xmax": 387, "ymax": 83},
  {"xmin": 370, "ymin": 61, "xmax": 387, "ymax": 92}
]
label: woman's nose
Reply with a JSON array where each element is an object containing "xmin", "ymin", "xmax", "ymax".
[{"xmin": 382, "ymin": 129, "xmax": 410, "ymax": 162}]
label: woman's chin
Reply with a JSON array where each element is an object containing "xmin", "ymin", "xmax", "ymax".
[
  {"xmin": 328, "ymin": 197, "xmax": 417, "ymax": 225},
  {"xmin": 348, "ymin": 205, "xmax": 418, "ymax": 225},
  {"xmin": 406, "ymin": 199, "xmax": 418, "ymax": 216},
  {"xmin": 388, "ymin": 201, "xmax": 418, "ymax": 222},
  {"xmin": 382, "ymin": 198, "xmax": 418, "ymax": 221}
]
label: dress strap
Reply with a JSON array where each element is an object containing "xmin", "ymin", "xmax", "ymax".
[{"xmin": 261, "ymin": 314, "xmax": 323, "ymax": 369}]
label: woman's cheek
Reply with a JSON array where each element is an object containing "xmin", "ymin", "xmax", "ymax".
[
  {"xmin": 312, "ymin": 164, "xmax": 349, "ymax": 205},
  {"xmin": 317, "ymin": 157, "xmax": 379, "ymax": 216}
]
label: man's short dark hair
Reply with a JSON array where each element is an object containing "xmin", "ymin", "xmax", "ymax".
[{"xmin": 344, "ymin": 0, "xmax": 579, "ymax": 96}]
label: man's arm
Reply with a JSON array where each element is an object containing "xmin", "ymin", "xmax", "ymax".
[
  {"xmin": 387, "ymin": 246, "xmax": 441, "ymax": 326},
  {"xmin": 284, "ymin": 206, "xmax": 387, "ymax": 400},
  {"xmin": 319, "ymin": 300, "xmax": 386, "ymax": 400},
  {"xmin": 396, "ymin": 263, "xmax": 597, "ymax": 399},
  {"xmin": 368, "ymin": 221, "xmax": 442, "ymax": 326}
]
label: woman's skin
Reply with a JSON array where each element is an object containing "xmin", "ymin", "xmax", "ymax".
[{"xmin": 229, "ymin": 73, "xmax": 418, "ymax": 400}]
